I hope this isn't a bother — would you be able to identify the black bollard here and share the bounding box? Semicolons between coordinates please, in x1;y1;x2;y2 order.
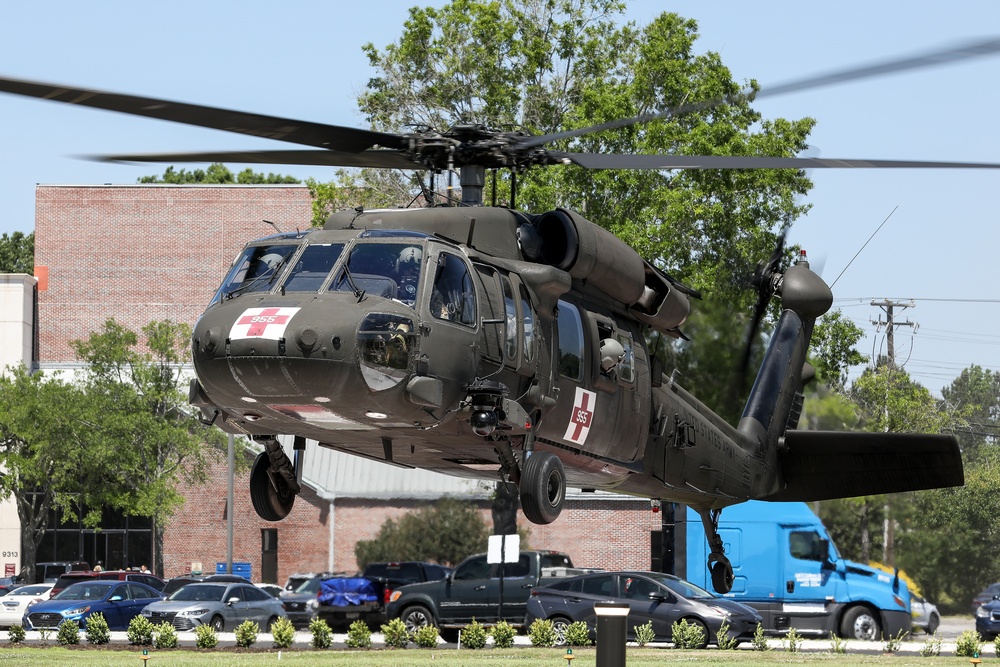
595;601;630;667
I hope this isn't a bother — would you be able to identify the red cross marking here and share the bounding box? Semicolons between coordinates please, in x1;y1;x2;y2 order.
570;391;593;440
238;308;291;337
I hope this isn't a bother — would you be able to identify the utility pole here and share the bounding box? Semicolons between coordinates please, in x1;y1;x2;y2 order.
869;299;918;567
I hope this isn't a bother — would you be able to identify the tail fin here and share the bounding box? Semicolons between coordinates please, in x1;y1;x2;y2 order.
765;430;964;501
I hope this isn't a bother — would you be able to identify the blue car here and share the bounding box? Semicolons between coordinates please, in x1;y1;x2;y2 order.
975;596;1000;641
23;580;163;630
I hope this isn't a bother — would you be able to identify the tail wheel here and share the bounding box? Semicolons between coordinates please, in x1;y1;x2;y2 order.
250;451;295;521
519;451;566;525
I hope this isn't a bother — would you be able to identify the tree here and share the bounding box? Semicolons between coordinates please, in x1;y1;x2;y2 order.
138;163;300;184
354;498;490;567
0;231;34;274
941;364;1000;464
70;319;227;576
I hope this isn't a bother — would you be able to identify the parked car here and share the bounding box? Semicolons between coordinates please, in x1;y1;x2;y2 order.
256;583;284;598
973;583;1000;613
283;572;319;593
23;580;163;630
976;596;1000;640
910;595;940;634
33;562;89;584
525;571;762;647
51;569;164;597
141;581;287;632
281;573;335;628
0;583;53;628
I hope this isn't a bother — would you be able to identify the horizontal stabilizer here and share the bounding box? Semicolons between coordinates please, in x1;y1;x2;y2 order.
765;430;964;502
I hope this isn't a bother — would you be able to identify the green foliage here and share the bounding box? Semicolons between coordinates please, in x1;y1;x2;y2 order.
670;619;706;649
380;617;411;649
85;612;111;645
943;364;1000;464
0;231;34;274
716;620;739;650
564;621;592;647
460;618;488;649
633;620;655;646
308;617;332;649
234;619;259;648
829;631;847;654
138;163;300;185
306;171;415;226
809;310;867;391
7;624;25;643
354;496;489;567
412;624;440;648
56;619;79;645
955;630;983;657
751;623;769;651
993;634;1000;657
528;618;556;647
346;619;372;648
783;627;801;653
153;621;178;649
490;620;516;649
194;623;218;649
882;629;904;654
919;634;941;657
270;616;296;649
127;615;155;646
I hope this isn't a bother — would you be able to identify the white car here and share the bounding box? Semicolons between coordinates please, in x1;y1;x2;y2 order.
0;583;54;628
911;594;941;634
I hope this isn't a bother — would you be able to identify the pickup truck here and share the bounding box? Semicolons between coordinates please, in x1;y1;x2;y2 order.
315;561;451;629
385;550;589;642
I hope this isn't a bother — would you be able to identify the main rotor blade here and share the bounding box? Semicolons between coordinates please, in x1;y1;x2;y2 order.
92;149;425;170
565;153;1000;171
518;36;1000;150
0;75;407;153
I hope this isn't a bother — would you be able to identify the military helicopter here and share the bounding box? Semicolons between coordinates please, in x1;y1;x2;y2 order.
1;39;995;593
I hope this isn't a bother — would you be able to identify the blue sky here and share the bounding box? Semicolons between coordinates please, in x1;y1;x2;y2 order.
2;1;999;394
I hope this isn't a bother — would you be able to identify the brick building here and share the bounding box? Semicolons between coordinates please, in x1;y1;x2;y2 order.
30;184;667;583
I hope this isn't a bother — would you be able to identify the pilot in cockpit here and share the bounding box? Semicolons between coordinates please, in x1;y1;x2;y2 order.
395;246;423;305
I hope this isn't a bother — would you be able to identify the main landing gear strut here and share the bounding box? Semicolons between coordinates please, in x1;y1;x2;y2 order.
697;508;735;594
250;436;304;521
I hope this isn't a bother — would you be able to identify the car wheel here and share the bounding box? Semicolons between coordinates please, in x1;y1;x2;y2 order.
840;606;880;640
400;605;434;634
687;618;710;649
210;615;225;632
550;616;572;646
926;613;939;635
266;616;278;632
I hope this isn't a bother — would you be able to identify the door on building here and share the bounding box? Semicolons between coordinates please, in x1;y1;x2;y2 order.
261;529;278;584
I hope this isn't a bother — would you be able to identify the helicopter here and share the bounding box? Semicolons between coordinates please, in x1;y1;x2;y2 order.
2;39;996;594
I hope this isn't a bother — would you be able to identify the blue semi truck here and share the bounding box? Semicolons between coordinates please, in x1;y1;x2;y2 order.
672;501;911;640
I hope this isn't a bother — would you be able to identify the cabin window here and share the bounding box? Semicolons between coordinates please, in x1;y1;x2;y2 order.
432;253;477;325
556;300;584;381
789;530;826;562
519;284;535;362
616;332;635;384
282;243;345;292
501;275;518;360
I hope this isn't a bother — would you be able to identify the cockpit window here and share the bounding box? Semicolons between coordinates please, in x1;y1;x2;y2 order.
282;243;344;292
212;244;298;304
332;242;423;305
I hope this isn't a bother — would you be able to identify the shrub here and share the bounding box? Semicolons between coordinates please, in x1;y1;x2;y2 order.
56;619;79;645
271;616;295;649
309;617;332;649
195;623;218;649
919;634;941;657
671;619;706;649
7;624;25;644
830;631;847;654
345;619;371;648
633;620;655;646
783;627;801;653
751;623;769;651
716;620;739;650
460;619;487;649
412;624;440;648
127;615;155;646
234;619;259;648
154;621;178;649
85;612;110;645
529;618;556;647
491;620;516;649
993;634;1000;657
883;629;904;654
381;618;410;649
955;630;983;657
564;621;591;647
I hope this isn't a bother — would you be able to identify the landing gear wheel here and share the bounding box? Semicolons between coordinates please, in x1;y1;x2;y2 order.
519;451;566;525
840;606;880;640
250;451;295;521
709;558;734;594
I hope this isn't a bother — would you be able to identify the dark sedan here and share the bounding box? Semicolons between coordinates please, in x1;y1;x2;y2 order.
525;571;761;647
975;596;1000;640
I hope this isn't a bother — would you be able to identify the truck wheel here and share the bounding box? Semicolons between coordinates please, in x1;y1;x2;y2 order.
400;605;434;634
840;606;880;640
550;616;572;646
250;452;295;521
519;451;566;525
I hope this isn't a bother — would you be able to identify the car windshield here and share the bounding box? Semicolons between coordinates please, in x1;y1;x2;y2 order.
54;583;111;600
644;574;715;599
15;585;50;596
167;584;227;602
295;578;322;595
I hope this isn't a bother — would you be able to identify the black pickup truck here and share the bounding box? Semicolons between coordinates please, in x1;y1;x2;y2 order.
385;550;591;642
315;561;451;628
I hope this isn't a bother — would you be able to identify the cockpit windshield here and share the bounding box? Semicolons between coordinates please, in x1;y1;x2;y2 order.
212;243;298;304
332;242;424;307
